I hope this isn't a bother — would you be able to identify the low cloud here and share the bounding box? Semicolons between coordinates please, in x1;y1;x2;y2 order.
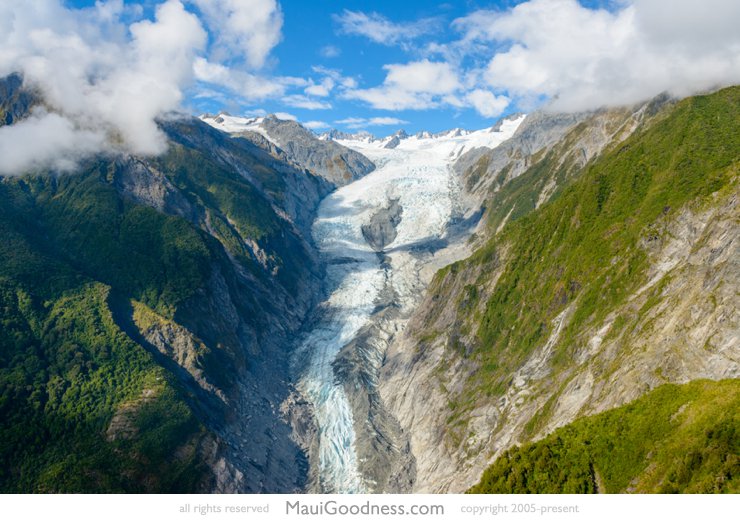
0;0;206;175
0;109;106;175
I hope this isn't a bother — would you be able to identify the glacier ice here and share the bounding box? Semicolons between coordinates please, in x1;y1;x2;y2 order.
295;115;525;493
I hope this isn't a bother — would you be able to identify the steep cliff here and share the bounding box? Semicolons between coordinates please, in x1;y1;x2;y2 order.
380;87;739;492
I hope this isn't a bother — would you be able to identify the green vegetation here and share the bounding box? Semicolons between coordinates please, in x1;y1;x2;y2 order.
0;107;321;490
24;168;213;318
0;165;221;491
0;281;207;492
154;138;309;295
443;86;739;403
469;379;739;493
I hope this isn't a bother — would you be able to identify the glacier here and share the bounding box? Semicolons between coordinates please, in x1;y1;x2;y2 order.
295;116;525;492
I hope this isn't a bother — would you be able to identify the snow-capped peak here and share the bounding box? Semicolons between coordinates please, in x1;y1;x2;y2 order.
333;114;526;159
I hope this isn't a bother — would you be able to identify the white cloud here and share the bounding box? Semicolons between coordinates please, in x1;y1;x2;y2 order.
320;45;341;58
0;0;206;174
303;120;329;130
0;109;106;175
333;10;439;47
192;0;283;69
273;112;297;121
193;57;286;100
335;117;366;126
345;60;461;111
465;89;510;118
335;116;409;129
384;60;460;94
367;117;410;126
311;66;358;90
304;77;335;97
282;94;332;110
455;0;740;111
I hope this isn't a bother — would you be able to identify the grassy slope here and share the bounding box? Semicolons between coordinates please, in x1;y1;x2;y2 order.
417;87;740;491
469;379;739;493
435;86;738;405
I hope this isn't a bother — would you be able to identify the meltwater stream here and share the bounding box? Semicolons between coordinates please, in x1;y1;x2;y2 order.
295;117;525;493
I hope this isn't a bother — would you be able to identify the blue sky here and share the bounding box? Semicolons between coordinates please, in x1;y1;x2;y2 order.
61;0;541;133
9;0;739;147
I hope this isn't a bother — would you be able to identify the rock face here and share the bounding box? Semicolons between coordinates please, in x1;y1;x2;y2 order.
112;118;331;492
378;88;740;493
382;195;739;493
383;135;401;149
202;114;376;187
0;73;38;126
361;199;403;251
259;116;376;185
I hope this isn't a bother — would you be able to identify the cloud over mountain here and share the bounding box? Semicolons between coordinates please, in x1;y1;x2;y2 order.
455;0;740;111
0;0;206;174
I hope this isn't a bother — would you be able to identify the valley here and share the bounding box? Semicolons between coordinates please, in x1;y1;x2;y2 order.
292;118;525;492
1;77;738;494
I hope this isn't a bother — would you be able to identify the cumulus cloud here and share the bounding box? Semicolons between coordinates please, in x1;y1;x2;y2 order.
465;90;510;118
304;77;336;97
455;0;740;111
0;0;323;175
345;60;461;110
0;0;206;175
344;59;513;117
333;10;439;47
192;0;283;69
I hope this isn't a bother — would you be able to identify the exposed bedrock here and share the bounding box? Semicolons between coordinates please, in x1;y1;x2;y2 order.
361;199;403;252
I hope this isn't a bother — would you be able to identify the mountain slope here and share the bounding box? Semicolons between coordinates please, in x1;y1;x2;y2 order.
200;113;375;188
380;86;739;492
0;74;363;492
469;379;739;493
